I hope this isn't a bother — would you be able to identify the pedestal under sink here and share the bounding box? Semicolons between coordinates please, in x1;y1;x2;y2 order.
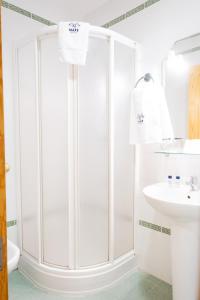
143;182;200;300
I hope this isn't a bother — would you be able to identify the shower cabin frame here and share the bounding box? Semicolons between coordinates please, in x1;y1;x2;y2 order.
14;25;139;294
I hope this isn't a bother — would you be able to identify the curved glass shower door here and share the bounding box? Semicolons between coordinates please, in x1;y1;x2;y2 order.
78;37;109;267
16;27;136;276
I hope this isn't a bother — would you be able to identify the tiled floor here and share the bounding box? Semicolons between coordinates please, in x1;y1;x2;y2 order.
9;270;172;300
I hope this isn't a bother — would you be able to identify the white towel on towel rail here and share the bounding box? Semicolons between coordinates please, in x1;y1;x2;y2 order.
129;82;174;144
58;22;90;65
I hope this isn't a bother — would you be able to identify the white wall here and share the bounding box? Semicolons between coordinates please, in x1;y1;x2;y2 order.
7;0;111;23
2;7;45;244
86;0;200;284
84;0;144;27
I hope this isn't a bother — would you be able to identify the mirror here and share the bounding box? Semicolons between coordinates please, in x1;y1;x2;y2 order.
164;33;200;140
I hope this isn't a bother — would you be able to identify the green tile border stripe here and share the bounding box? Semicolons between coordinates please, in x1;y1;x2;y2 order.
7;220;17;228
139;220;171;235
162;226;171;235
2;0;160;29
103;0;160;28
2;1;56;26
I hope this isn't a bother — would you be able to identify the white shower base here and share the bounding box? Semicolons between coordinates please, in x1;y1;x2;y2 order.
18;251;137;295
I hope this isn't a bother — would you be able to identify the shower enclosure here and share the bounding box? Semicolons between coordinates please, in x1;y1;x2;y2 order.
15;25;137;294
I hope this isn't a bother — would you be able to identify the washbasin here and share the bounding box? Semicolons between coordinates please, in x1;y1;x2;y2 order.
143;182;200;221
143;181;200;300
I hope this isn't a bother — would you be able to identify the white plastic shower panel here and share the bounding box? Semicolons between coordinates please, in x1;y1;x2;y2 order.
16;29;136;272
78;37;109;267
39;35;69;267
114;42;134;258
17;40;39;260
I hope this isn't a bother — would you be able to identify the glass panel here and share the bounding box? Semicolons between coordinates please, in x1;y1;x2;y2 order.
18;40;39;259
113;42;135;258
40;35;69;267
78;37;109;267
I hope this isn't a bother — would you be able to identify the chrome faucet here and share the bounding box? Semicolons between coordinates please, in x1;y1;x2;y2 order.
186;176;199;191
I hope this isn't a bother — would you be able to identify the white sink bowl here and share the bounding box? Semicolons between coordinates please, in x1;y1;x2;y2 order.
7;240;20;274
143;182;200;221
143;182;200;300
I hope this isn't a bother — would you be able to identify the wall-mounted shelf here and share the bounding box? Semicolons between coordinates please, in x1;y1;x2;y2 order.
155;151;200;156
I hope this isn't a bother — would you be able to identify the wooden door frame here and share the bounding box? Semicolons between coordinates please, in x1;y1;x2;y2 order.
0;3;8;300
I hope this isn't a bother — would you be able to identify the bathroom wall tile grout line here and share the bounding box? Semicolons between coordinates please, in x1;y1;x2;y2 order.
2;0;161;28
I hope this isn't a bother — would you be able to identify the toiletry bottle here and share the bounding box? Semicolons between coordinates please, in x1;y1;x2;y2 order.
168;175;173;185
175;176;181;187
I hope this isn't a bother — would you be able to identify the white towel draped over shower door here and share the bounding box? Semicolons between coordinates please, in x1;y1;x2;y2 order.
58;21;90;65
129;82;174;144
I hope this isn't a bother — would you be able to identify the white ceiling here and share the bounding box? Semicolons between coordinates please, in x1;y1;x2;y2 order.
8;0;111;22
